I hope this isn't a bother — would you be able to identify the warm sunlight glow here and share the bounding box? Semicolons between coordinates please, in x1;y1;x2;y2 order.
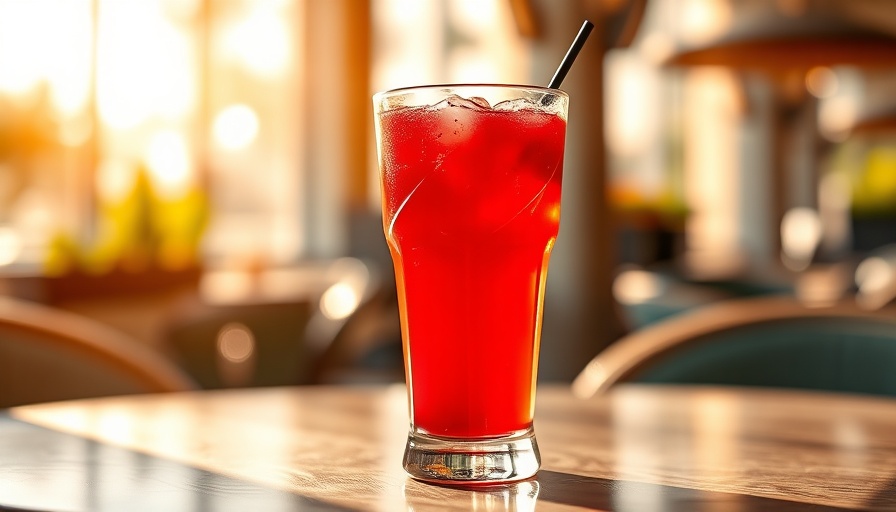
639;32;675;64
0;227;23;266
0;1;45;94
96;1;158;129
387;0;428;26
606;52;660;158
47;0;93;115
97;0;196;129
224;5;291;78
0;0;91;110
679;0;733;45
96;159;138;203
684;68;742;264
450;0;498;29
213;104;260;151
448;48;499;83
144;130;193;200
97;409;135;445
59;116;94;148
160;0;201;20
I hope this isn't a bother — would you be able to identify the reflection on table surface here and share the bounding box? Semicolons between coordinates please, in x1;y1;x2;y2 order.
3;384;896;511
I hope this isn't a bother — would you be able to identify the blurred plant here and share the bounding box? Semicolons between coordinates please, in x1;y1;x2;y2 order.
45;163;208;276
852;144;896;217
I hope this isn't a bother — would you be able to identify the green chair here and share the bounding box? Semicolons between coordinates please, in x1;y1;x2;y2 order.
573;296;896;398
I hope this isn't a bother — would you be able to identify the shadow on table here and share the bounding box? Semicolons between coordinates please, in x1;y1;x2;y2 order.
536;470;859;512
867;478;896;511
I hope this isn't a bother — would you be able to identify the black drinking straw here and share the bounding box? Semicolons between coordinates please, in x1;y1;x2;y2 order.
547;20;594;89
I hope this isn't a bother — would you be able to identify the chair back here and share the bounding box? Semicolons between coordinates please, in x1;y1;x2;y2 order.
0;297;196;407
573;296;896;398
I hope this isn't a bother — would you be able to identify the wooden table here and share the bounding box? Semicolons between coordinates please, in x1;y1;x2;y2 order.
2;384;896;511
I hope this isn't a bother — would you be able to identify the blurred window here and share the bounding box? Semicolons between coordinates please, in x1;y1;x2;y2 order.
0;0;304;274
0;0;530;276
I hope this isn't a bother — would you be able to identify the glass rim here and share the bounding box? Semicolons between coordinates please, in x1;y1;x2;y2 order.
373;83;568;101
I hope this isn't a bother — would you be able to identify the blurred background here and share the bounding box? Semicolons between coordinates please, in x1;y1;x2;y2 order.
0;0;895;391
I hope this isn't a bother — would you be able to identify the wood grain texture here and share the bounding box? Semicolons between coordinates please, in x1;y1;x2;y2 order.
8;384;896;511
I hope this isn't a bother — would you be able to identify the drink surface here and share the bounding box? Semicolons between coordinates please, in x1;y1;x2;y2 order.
378;96;566;438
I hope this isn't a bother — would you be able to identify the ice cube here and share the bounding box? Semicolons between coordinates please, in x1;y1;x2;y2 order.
431;94;491;111
427;97;483;147
492;97;539;112
468;96;491;109
493;96;566;117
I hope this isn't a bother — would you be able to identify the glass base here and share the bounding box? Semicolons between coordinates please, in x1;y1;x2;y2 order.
402;427;540;484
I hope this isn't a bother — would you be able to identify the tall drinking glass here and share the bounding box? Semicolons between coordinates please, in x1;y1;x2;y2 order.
373;85;568;484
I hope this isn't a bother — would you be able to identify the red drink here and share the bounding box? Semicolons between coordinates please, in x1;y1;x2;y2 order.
377;95;567;439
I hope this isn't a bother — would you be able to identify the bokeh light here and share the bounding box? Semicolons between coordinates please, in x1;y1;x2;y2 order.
781;207;822;271
213;104;260;151
805;66;839;99
678;0;733;46
613;268;662;304
320;282;361;321
0;227;23;266
97;0;195;129
96;159;138;203
223;5;291;78
144;130;193;200
217;323;256;363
